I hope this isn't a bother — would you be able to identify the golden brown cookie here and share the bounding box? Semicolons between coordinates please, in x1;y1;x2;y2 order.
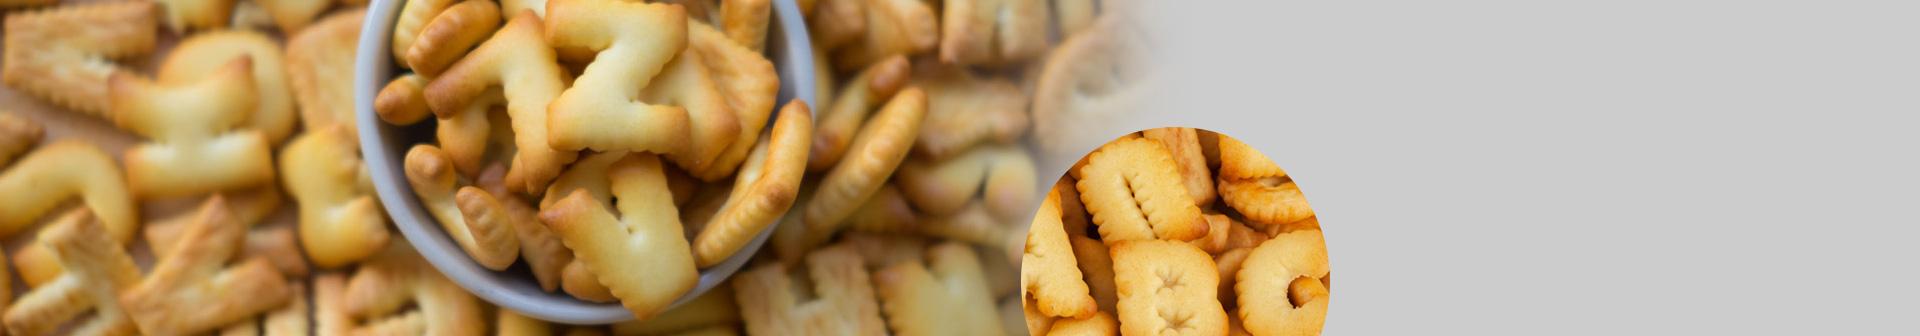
1217;177;1315;228
873;243;1005;336
496;308;552;335
262;280;310;336
839;232;927;269
543;0;693;155
1143;127;1216;207
425;11;578;193
252;0;331;32
685;21;781;181
562;260;615;303
155;0;238;32
810;55;910;171
841;183;918;234
110;56;277;198
283;126;392;268
1022;189;1098;319
911;66;1030;161
1075;137;1208;242
1;211;142;336
405;0;503;77
476;163;572;292
1069;236;1117;313
1215;135;1286;180
1047;310;1118;336
539;154;698;319
733;244;888;335
0;141;136;245
800;86;926;242
826;0;937;71
288;9;368;133
392;0;457;62
938;0;1048;65
717;0;770;52
691;101;812;267
1;1;157;116
610;286;740;335
341;244;487;335
162;30;298;145
895;143;1036;218
404;144;521;270
120;197;294;335
312;273;353;335
0;113;42;166
640;30;739;175
916;200;1013;247
1214;247;1252;309
1236;230;1330;336
1110;240;1227;336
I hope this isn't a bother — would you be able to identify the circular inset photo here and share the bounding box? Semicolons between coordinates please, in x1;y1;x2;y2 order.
1020;127;1329;335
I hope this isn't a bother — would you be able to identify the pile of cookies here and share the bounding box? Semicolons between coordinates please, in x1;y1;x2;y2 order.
1021;128;1330;336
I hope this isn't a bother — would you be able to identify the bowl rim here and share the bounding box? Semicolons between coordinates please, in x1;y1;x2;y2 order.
354;0;816;324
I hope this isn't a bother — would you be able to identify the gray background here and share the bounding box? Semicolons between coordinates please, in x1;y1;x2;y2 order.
1036;0;1919;334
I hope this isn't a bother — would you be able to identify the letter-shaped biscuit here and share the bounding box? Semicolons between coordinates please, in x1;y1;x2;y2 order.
1048;311;1118;336
120;197;293;335
827;0;937;71
1075;137;1208;242
342;244;487;336
253;0;330;32
1069;236;1118;313
162;30;297;145
476;163;572;292
810;55;910;171
283;126;392;268
109;57;277;198
540;154;698;320
684;21;780;180
1;1;157;117
1;211;142;335
1022;190;1097;319
426;12;576;193
405;0;502;77
1111;240;1227;336
392;0;458;63
1143;127;1215;207
939;0;1048;66
873;243;1006;336
610;284;741;335
288;9;368;133
800;86;926;240
404;144;521;270
542;0;692;154
691;101;812;267
1236;230;1330;336
911;66;1030;161
375;74;433;125
718;0;770;52
733;244;887;336
640;30;738;174
895;143;1036;219
155;0;237;32
0;142;138;288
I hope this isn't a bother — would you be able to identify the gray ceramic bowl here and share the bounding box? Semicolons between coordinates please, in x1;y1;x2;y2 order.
354;0;816;324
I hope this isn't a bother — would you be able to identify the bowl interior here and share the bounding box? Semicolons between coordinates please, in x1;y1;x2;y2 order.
354;0;816;324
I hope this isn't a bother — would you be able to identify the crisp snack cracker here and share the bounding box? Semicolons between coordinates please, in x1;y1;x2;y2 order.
1047;311;1118;336
895;143;1036;219
539;154;698;319
406;0;502;77
911;66;1030;161
692;101;812;267
917;200;1012;247
288;9;368;133
155;0;237;32
611;286;740;335
1218;177;1315;227
799;86;926;240
1143;127;1216;207
1069;236;1117;313
391;0;457;62
543;0;693;154
938;0;1048;65
1215;135;1287;180
718;0;770;52
685;21;781;181
809;55;910;171
342;244;487;335
375;73;432;126
162;30;297;145
733;244;888;335
1075;137;1208;242
563;260;616;303
120;197;293;335
283;125;392;268
425;11;577;192
842;184;918;234
477;163;572;292
1110;240;1227;336
0;142;137;287
639;29;738;174
1214;247;1252;309
1;211;142;335
404;144;522;269
1;1;157;116
874;243;1005;336
1236;230;1331;336
110;56;277;198
827;0;937;71
840;232;927;270
253;0;330;32
1022;189;1098;318
0;113;41;166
